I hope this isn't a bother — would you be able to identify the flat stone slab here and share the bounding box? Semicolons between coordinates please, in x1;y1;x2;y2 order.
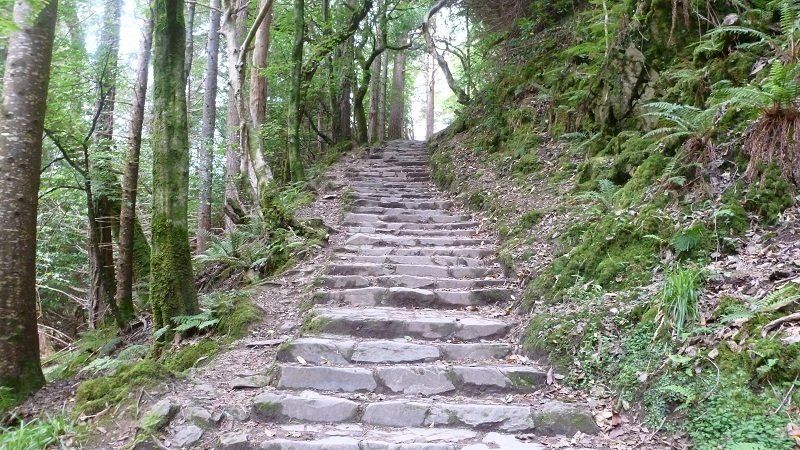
314;287;511;308
277;366;377;392
218;432;251;450
252;391;359;423
171;425;203;448
307;307;511;341
319;275;507;291
344;234;485;247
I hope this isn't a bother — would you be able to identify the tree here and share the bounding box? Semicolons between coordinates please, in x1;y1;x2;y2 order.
388;30;408;139
150;0;199;336
287;0;306;181
197;0;222;252
423;0;469;105
0;0;58;397
117;6;155;318
426;47;435;139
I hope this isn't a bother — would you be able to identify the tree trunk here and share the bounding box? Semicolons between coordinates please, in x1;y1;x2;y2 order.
426;51;435;139
184;1;195;100
249;0;272;128
223;0;246;231
387;31;408;140
378;50;388;141
423;0;469;105
151;0;199;336
117;8;154;316
286;0;305;181
338;33;353;142
367;1;383;143
90;0;124;327
197;0;222;252
0;0;57;397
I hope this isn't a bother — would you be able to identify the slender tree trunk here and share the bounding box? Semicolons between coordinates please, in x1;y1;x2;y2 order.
249;0;272;127
90;0;125;327
117;8;154;316
184;2;195;101
197;0;222;252
426;50;435;139
223;0;246;230
338;32;353;142
387;31;408;140
323;0;341;144
0;0;57;397
151;0;198;336
286;0;305;181
367;0;383;143
377;50;388;141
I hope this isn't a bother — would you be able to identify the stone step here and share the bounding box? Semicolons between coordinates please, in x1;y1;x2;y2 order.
334;246;495;258
277;337;512;365
344;213;473;225
350;182;432;188
305;307;511;341
351;199;453;210
325;263;498;279
339;221;481;230
344;227;477;237
344;234;486;248
350;207;457;215
318;275;507;290
313;287;512;308
333;254;485;267
252;392;598;435
353;193;438;200
259;435;544;450
275;364;546;395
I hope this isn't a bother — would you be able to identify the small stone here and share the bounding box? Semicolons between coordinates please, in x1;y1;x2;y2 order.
172;425;203;448
183;406;215;428
218;432;250;450
140;399;179;431
230;374;271;389
362;401;428;427
223;404;250;422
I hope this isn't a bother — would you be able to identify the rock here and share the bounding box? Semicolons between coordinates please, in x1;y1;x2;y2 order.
223;404;250;422
351;340;440;364
252;391;359;423
376;367;455;395
426;404;536;432
362;401;428;427
171;425;203;448
231;374;271;389
533;401;600;435
278;366;377;392
183;405;216;428
260;437;360;450
245;339;285;347
218;432;250;450
140;399;179;431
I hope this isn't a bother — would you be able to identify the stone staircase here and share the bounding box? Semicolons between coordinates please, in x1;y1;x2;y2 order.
246;141;599;449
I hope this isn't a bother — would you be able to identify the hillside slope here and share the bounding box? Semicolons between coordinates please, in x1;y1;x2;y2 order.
431;0;800;448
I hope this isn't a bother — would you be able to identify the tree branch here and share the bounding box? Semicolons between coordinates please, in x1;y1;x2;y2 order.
423;0;470;105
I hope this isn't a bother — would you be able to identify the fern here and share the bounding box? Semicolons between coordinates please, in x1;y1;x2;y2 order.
659;383;696;410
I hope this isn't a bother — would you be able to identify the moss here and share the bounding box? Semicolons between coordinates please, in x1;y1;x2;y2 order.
75;361;168;414
299;314;329;335
466;190;490;211
161;340;219;373
216;294;261;340
743;164;795;225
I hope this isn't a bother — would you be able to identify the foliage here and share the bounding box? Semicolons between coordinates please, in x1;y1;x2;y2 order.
656;267;703;338
0;417;73;450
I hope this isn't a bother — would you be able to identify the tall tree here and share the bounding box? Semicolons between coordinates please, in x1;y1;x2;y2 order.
197;0;222;252
151;0;199;336
377;47;388;141
223;0;246;230
89;0;125;326
426;49;435;139
367;0;384;142
117;7;154;316
423;0;469;105
286;0;305;181
387;31;408;139
0;0;58;397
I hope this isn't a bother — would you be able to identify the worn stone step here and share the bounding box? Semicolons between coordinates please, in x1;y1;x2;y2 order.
339;221;481;230
350;181;432;188
344;214;474;225
257;426;498;450
318;275;507;290
276;337;512;365
333;254;485;267
344;234;485;248
351;199;452;210
306;307;511;341
252;392;598;435
334;246;495;258
275;365;546;395
313;287;512;308
259;433;545;450
344;227;477;237
325;263;498;279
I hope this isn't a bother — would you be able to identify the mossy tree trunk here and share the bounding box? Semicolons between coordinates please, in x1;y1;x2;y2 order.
0;0;58;398
150;0;199;336
387;31;408;140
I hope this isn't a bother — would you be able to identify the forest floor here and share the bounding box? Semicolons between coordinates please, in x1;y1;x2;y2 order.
16;142;694;449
